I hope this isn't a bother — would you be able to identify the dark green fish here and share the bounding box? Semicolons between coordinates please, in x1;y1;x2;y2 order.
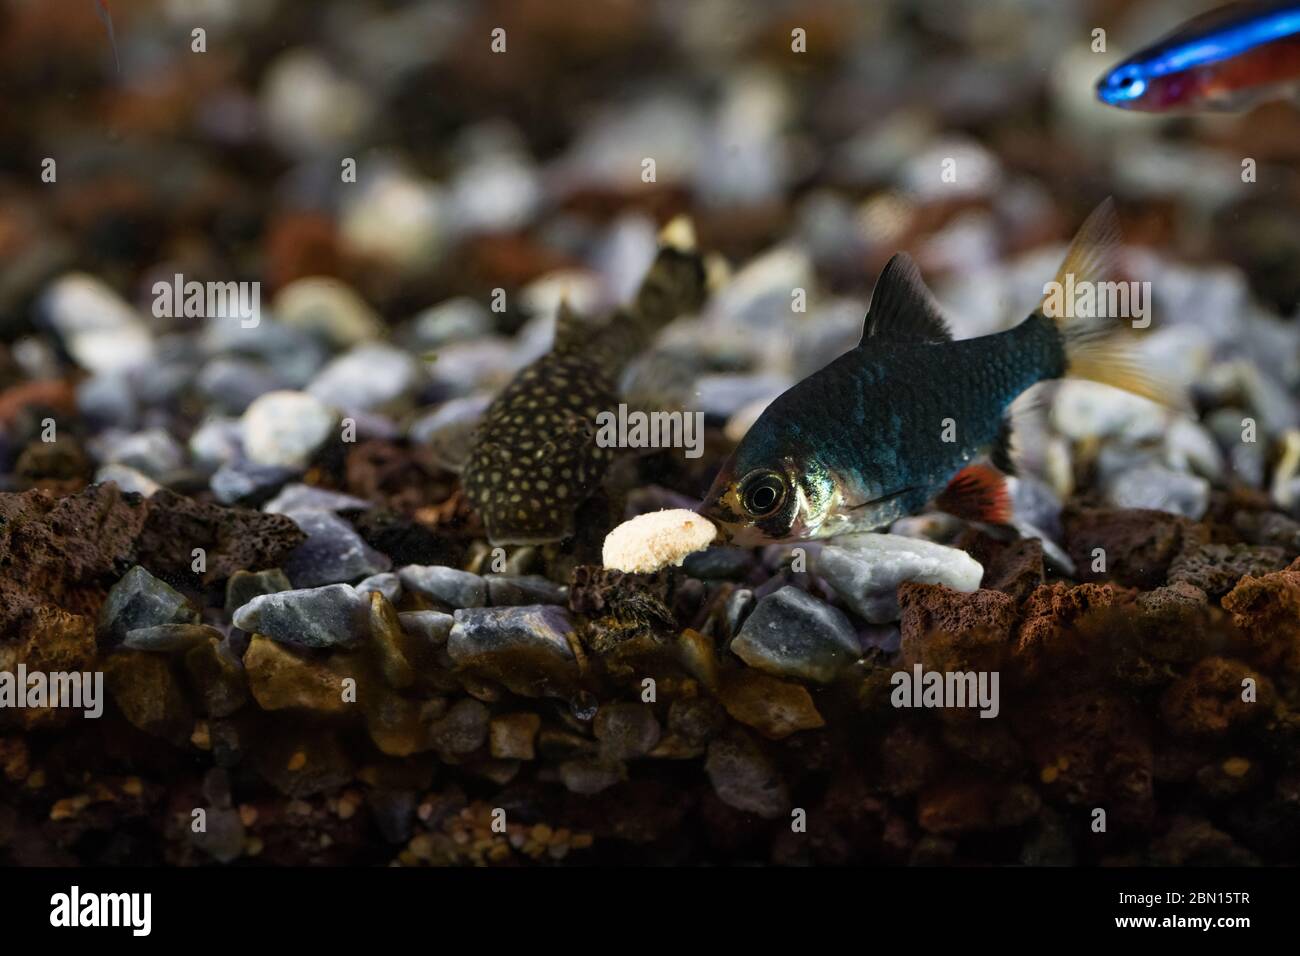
463;223;707;545
699;199;1169;546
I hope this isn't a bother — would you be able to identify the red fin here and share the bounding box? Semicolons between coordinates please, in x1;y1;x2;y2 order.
935;464;1012;524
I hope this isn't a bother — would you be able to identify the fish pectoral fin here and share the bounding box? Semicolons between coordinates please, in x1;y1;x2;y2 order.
934;464;1012;525
844;486;918;512
859;253;953;345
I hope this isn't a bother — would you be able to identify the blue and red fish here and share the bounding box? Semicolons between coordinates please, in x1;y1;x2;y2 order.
698;200;1171;546
1097;1;1300;111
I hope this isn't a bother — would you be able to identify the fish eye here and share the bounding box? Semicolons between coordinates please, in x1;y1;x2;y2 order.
740;471;786;517
1103;67;1146;101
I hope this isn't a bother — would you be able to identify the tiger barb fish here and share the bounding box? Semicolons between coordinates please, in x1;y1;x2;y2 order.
1097;1;1300;111
699;199;1171;546
462;221;707;545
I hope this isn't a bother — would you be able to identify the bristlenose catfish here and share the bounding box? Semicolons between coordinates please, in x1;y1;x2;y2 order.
463;220;707;545
698;199;1171;545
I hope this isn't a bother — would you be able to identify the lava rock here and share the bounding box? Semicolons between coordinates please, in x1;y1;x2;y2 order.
1162;657;1272;737
1168;541;1288;599
898;583;1018;674
138;488;306;585
0;483;147;634
1063;507;1194;589
1014;582;1136;679
1221;561;1300;669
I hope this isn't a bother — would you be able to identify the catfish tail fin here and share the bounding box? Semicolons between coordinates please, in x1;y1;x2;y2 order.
584;215;708;366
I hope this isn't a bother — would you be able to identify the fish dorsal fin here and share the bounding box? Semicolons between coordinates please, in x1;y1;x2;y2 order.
553;296;589;352
860;253;952;345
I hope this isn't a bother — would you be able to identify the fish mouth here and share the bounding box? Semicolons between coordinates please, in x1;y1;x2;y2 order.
695;501;738;545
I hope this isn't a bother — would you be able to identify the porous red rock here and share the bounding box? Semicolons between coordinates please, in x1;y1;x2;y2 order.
1024;690;1155;827
1013;582;1136;680
1124;582;1216;680
1220;560;1300;672
1160;657;1271;737
898;583;1018;674
1063;506;1195;589
0;482;147;637
1168;540;1289;599
957;530;1045;601
135;488;306;585
917;778;1041;835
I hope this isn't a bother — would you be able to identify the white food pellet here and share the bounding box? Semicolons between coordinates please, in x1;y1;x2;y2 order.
602;509;718;573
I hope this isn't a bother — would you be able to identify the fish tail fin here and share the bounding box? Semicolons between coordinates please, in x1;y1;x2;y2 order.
585;216;708;364
632;215;708;328
1038;198;1180;407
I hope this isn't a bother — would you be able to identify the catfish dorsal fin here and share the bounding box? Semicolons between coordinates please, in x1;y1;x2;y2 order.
860;253;952;345
553;296;589;351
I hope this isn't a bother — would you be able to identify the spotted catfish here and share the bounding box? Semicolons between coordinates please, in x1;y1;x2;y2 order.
463;222;707;545
699;199;1172;546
